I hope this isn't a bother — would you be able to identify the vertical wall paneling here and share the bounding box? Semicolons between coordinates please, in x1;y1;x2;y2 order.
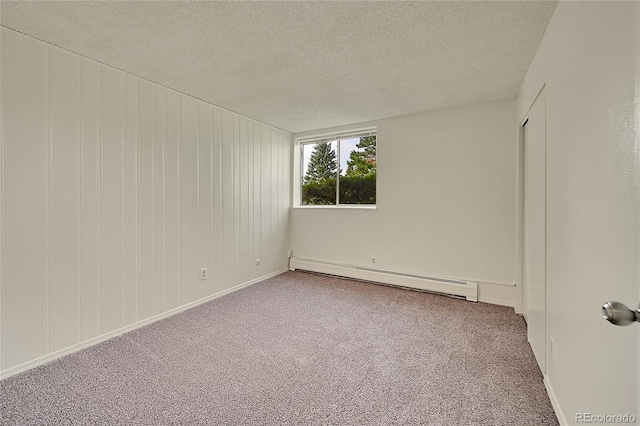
123;74;137;326
270;131;282;268
261;127;271;273
1;30;48;369
164;90;180;310
251;123;262;262
284;131;291;252
49;47;80;351
199;104;214;297
247;123;254;281
100;65;125;334
282;132;288;261
45;45;50;355
233;117;240;285
271;131;283;262
285;133;291;254
276;131;282;267
137;79;155;320
1;22;3;369
282;133;288;264
97;63;103;337
239;119;249;283
273;132;279;267
212;107;223;294
211;106;223;291
179;95;199;304
153;86;166;314
221;111;234;289
281;132;287;262
0;28;292;375
271;130;278;270
276;132;282;267
273;131;279;270
121;74;127;329
76;58;83;341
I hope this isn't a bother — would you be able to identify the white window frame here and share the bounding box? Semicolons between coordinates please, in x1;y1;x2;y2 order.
293;127;377;209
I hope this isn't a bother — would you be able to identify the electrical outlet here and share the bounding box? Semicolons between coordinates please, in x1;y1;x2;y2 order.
255;258;261;265
200;268;207;281
371;257;376;264
549;336;555;361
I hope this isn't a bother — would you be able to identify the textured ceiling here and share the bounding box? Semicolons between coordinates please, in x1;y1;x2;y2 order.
1;1;556;133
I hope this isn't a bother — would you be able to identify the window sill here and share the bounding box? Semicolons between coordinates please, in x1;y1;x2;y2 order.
292;205;377;210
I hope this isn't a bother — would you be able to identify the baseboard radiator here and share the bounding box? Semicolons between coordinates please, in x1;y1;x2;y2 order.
290;257;478;302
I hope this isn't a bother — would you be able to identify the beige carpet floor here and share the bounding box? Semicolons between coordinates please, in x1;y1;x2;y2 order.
0;271;558;425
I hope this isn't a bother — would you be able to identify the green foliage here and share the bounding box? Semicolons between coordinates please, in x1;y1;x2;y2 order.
345;136;377;178
339;173;376;204
302;174;376;205
301;178;337;205
301;136;377;205
304;142;337;184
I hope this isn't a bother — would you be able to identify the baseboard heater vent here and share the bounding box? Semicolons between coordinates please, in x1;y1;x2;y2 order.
290;257;478;302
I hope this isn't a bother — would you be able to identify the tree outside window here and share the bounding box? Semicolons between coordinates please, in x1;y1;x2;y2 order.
301;134;376;206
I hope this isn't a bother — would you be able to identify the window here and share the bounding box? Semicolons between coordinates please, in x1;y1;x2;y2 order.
299;129;376;206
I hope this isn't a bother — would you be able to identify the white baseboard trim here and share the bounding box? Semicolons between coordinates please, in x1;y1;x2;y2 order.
0;269;288;381
291;257;478;302
544;375;568;426
477;295;514;308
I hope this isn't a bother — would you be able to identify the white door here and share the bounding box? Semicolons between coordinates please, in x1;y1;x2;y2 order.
523;89;546;374
536;2;639;420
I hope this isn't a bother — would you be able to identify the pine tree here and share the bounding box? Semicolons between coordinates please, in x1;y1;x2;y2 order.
345;136;376;177
304;142;338;184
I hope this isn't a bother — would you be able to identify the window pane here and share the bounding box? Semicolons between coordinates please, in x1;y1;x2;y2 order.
301;141;337;205
338;136;376;204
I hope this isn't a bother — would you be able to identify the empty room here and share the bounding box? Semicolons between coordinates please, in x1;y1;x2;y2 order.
1;1;638;425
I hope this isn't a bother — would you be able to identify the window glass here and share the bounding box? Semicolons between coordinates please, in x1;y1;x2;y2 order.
301;141;338;205
299;132;376;206
339;136;376;205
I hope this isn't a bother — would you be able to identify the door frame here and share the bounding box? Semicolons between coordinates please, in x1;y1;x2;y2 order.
516;84;546;314
516;84;547;371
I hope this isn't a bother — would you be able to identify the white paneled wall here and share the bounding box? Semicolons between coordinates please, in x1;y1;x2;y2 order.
0;28;291;374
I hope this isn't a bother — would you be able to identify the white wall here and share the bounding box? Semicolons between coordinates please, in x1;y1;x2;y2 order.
0;27;291;375
517;2;639;423
291;100;517;306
